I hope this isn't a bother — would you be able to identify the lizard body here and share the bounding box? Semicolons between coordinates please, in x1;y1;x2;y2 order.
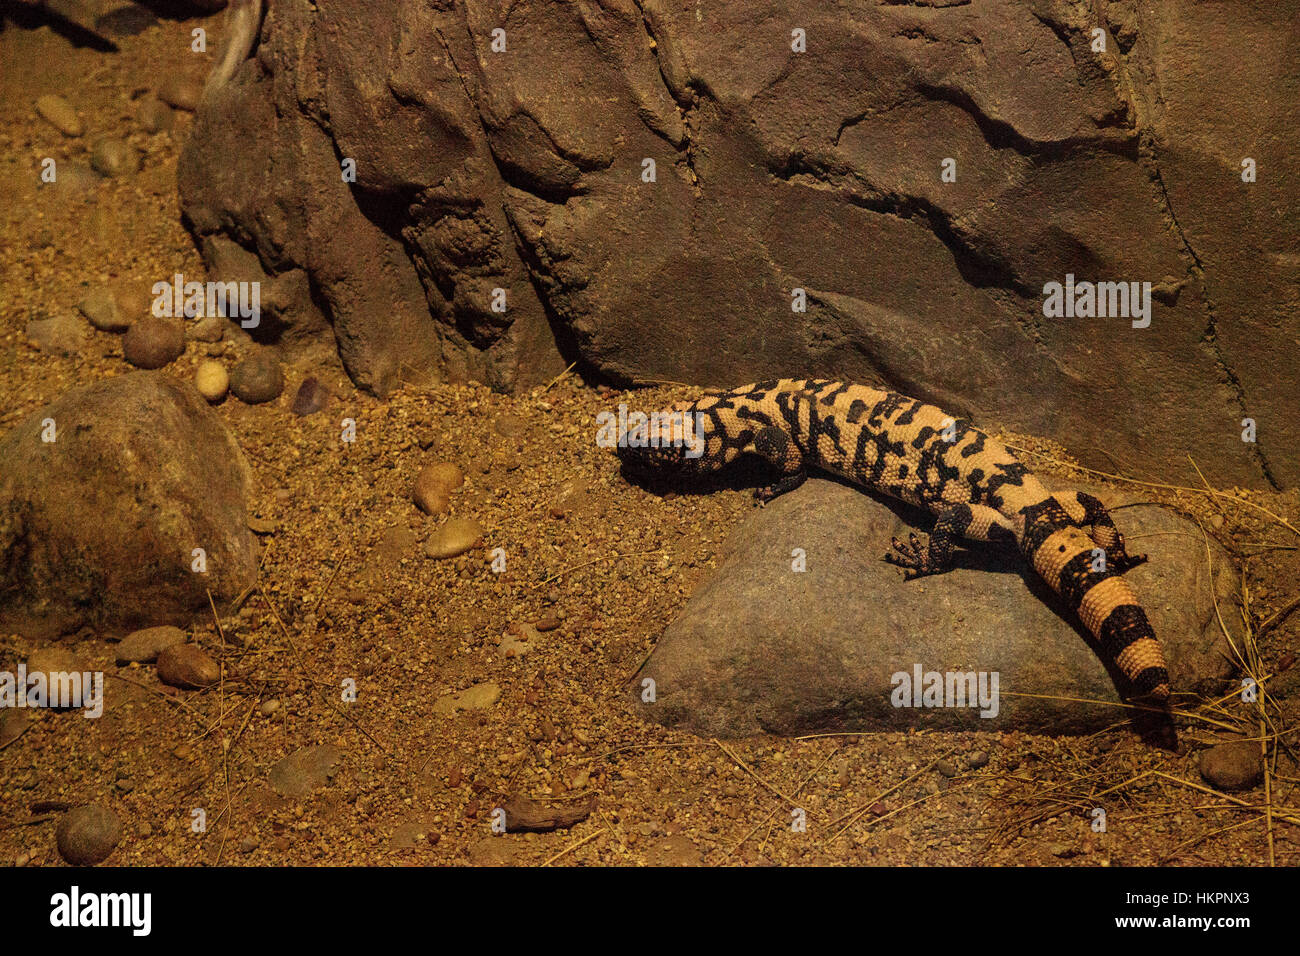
616;378;1172;705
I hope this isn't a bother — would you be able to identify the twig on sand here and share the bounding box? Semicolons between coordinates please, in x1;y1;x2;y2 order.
821;752;956;846
1258;594;1300;637
713;739;805;813
532;547;665;589
542;361;578;394
726;747;840;860
258;584;389;754
540;828;604;866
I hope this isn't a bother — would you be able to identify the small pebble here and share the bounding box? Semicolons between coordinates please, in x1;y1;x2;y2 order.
26;311;85;356
123;316;184;368
90;137;139;178
156;644;220;689
424;517;483;559
259;699;282;717
137;97;174;133
158;76;202;112
291;376;327;416
48;161;100;195
413;462;464;515
26;646;87;684
195;360;229;402
114;282;150;325
187;316;225;342
1199;740;1264;791
966;750;989;770
56;805;123;865
36;94;82;136
116;625;186;665
229;350;284;404
78;286;130;333
247;515;278;534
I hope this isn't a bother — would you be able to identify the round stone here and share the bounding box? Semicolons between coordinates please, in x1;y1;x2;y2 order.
195;361;229;403
78;286;129;332
424;517;484;559
229;351;284;404
156;644;219;689
137;97;174;133
158;77;202;112
113;282;150;324
36;94;82;137
56;805;123;865
413;462;464;515
122;316;184;368
90;138;139;178
1199;740;1264;791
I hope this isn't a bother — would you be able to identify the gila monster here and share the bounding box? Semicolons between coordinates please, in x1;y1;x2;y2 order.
616;378;1172;706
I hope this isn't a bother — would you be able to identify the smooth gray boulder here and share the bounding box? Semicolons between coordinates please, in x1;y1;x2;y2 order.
634;479;1237;737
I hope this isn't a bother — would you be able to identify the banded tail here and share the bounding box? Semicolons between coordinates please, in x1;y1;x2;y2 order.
1023;509;1171;701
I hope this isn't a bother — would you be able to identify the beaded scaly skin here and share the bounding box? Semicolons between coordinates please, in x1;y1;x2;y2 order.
616;379;1172;704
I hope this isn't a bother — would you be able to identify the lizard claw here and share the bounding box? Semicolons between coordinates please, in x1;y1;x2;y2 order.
1107;533;1148;572
884;534;930;580
1111;551;1148;572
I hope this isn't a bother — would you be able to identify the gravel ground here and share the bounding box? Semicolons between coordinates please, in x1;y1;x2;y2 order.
2;13;1299;867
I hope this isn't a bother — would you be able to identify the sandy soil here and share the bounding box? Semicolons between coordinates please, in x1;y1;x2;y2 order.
2;12;1299;867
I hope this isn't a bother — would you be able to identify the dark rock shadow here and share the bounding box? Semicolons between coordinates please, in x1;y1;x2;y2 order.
0;0;119;50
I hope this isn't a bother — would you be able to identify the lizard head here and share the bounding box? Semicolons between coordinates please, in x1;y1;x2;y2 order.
614;405;709;477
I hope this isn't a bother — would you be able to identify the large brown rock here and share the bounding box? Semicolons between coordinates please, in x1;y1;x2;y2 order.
0;373;259;639
633;479;1238;738
179;0;1299;487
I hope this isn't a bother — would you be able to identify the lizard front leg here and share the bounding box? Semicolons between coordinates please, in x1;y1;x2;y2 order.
884;503;1015;580
750;425;807;504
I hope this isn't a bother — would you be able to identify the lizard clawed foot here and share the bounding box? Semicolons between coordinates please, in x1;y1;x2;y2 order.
883;532;938;580
1109;549;1149;573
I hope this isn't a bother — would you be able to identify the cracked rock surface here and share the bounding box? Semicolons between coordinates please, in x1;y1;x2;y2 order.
180;0;1298;487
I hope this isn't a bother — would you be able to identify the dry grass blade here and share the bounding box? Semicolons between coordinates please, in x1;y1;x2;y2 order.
258;584;389;754
540;828;604;866
821;752;955;846
725;746;840;860
713;739;807;813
